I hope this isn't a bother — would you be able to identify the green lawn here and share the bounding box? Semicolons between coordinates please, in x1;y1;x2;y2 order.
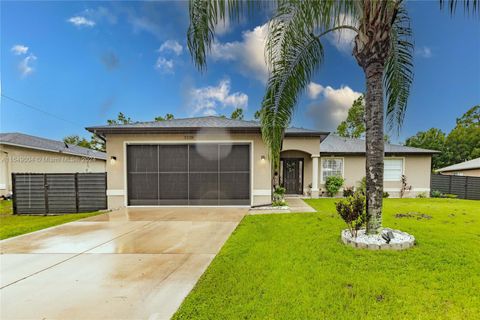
0;200;101;240
174;198;480;320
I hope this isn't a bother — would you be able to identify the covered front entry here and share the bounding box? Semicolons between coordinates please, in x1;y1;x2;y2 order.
281;158;304;194
127;143;250;206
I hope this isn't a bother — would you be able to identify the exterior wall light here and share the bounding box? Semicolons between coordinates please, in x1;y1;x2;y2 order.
110;156;117;164
261;155;266;161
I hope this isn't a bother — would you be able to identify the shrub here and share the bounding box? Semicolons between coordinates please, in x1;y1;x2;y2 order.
358;177;367;195
273;186;286;205
383;192;390;198
400;175;412;198
416;192;428;198
335;192;366;237
431;190;442;198
343;186;355;197
442;193;458;199
325;176;344;197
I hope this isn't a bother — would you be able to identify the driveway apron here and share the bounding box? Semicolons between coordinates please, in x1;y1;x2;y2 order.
0;207;247;320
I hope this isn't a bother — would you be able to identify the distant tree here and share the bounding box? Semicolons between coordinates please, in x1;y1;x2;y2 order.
456;105;479;127
444;105;480;165
230;108;244;120
254;110;261;120
384;134;391;144
107;112;132;125
63;134;105;152
63;135;92;149
155;113;175;121
90;134;106;152
336;96;365;139
405;128;448;169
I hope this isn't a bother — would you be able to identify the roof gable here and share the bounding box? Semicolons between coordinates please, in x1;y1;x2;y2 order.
320;135;439;155
437;157;480;172
0;132;107;160
87;116;328;137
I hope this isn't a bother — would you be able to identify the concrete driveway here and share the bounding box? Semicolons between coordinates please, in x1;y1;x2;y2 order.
0;207;247;320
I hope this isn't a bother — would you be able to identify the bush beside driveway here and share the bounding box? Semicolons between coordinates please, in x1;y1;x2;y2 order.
173;198;480;319
0;200;100;240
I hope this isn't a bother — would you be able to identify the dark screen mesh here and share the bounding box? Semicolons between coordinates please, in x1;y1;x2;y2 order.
159;145;188;172
127;145;158;172
189;144;218;172
220;145;250;172
127;143;250;206
128;173;158;205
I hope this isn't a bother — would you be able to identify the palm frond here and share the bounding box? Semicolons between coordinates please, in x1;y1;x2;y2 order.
187;0;268;71
383;4;414;133
440;0;479;15
261;30;324;169
266;0;358;68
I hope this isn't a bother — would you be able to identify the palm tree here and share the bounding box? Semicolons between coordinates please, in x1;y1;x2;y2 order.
187;0;478;234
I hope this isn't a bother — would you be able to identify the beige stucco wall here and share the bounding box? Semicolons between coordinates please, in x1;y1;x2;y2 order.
0;144;106;196
319;155;432;198
282;136;320;156
104;132;275;209
440;168;480;177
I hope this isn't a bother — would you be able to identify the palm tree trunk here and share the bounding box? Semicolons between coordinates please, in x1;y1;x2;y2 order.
364;62;385;234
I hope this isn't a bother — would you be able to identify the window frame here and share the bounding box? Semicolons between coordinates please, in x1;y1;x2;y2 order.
383;157;405;182
320;157;344;184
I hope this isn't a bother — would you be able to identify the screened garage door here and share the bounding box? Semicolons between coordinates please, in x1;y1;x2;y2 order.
127;144;250;206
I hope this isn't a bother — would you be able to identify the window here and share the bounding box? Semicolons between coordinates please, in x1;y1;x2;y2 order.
384;159;403;181
321;158;343;183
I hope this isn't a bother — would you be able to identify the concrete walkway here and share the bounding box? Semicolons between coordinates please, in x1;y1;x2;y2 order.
249;197;316;215
0;207;247;320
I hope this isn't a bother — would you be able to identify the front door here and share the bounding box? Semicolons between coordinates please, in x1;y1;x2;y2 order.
282;159;303;194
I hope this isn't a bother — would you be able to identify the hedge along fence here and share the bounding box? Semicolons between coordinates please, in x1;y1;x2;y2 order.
431;174;480;200
12;173;107;214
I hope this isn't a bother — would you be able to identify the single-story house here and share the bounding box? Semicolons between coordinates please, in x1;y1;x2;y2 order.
87;116;438;209
0;132;106;196
436;157;480;177
319;135;438;197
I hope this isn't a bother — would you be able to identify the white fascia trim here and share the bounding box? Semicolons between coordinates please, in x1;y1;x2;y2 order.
252;189;271;196
107;189;125;196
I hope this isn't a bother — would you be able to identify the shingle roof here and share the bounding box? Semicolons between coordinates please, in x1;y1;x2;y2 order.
0;133;107;160
320;135;439;155
87;116;328;137
436;157;480;172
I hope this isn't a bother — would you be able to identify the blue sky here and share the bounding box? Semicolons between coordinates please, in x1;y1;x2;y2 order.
1;1;479;143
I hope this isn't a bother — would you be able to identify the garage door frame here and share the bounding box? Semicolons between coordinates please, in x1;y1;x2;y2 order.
123;140;254;207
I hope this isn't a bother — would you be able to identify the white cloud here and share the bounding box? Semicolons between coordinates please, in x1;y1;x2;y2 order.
187;79;248;116
307;82;324;99
68;16;96;27
210;24;269;83
11;45;29;55
158;40;183;56
19;54;37;77
306;82;362;131
416;46;432;58
154;57;174;74
327;14;358;54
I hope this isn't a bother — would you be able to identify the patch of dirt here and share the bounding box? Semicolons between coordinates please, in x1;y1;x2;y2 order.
394;212;432;220
376;295;384;302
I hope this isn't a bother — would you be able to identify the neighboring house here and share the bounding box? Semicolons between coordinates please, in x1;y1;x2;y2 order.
436;157;480;177
319;135;438;198
87;116;438;209
0;133;106;196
